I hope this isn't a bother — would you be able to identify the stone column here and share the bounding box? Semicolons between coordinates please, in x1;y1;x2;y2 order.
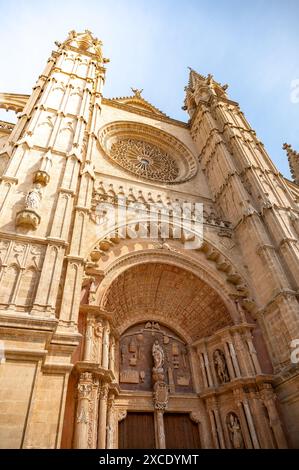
207;398;225;448
94;318;103;365
106;393;116;449
233;389;253;449
155;410;166;449
207;408;219;448
260;384;288;448
109;335;116;375
214;406;225;449
228;340;241;377
102;321;110;369
97;383;109;449
203;346;214;387
198;350;209;388
83;315;94;361
73;372;93;449
246;335;262;375
243;398;260;448
222;340;235;379
233;331;251;376
248;387;275;448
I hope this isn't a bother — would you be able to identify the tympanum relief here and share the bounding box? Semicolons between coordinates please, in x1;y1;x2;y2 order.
119;322;193;393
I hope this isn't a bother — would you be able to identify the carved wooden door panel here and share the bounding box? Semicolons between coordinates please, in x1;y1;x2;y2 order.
164;413;201;449
118;412;155;449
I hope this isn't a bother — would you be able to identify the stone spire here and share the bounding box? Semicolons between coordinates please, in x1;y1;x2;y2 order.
55;29;110;64
183;67;229;117
283;143;299;185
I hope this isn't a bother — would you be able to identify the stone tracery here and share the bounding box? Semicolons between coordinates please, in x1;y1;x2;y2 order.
110;138;179;182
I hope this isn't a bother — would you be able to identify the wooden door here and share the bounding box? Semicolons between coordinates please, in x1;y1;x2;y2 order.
164;413;201;449
119;412;155;449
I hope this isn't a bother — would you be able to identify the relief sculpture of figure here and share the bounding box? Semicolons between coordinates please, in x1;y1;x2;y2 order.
213;349;229;384
152;340;164;370
25;184;43;210
227;413;244;449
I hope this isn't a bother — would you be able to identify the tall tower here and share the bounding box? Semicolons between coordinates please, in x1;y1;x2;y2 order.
184;69;299;439
0;30;108;448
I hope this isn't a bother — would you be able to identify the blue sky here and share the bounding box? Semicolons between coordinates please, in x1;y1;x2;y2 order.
0;0;298;178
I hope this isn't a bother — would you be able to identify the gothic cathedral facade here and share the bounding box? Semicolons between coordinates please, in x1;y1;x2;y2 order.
0;30;299;449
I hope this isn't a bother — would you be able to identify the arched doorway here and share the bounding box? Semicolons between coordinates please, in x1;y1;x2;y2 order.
117;320;199;449
61;258;284;449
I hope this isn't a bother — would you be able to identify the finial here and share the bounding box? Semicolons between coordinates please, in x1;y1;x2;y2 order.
283;143;299;184
131;87;143;98
283;142;292;153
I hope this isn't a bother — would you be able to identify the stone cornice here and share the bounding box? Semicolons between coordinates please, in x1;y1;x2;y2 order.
199;373;274;399
0;231;68;247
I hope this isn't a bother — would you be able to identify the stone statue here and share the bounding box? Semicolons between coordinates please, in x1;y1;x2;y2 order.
213;349;229;384
227;413;244;449
152;340;164;370
25;184;42;210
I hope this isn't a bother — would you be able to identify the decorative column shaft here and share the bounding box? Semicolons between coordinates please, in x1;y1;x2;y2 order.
243;399;260;448
223;341;235;379
106;394;116;449
83;316;94;361
73;372;93;449
102;321;110;369
97;383;109;449
155;411;166;449
198;350;209;388
228;341;241;377
203;347;214;387
261;384;288;448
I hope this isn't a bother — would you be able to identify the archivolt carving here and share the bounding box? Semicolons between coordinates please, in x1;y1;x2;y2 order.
87;228;250;301
98;121;198;183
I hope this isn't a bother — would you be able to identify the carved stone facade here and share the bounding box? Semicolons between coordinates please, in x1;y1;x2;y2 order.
0;30;298;449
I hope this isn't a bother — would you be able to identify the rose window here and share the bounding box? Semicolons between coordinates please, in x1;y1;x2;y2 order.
110;139;179;183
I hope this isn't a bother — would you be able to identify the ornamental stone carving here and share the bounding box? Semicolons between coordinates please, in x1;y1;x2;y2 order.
98;121;198;184
110;138;179;183
227;412;244;449
16;183;43;230
25;184;43;210
213;349;230;384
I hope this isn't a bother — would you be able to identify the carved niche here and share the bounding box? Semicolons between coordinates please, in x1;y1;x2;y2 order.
119;321;193;393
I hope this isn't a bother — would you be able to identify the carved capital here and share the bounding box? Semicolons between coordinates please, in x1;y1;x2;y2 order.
190;412;201;424
99;383;109;400
117;409;127;422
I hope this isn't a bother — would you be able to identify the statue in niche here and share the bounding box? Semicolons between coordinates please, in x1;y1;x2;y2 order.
25;184;43;210
152;340;164;370
213;349;229;384
227;413;244;449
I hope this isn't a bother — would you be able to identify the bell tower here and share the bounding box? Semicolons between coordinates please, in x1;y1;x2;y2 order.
185;67;299;441
0;30;108;448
